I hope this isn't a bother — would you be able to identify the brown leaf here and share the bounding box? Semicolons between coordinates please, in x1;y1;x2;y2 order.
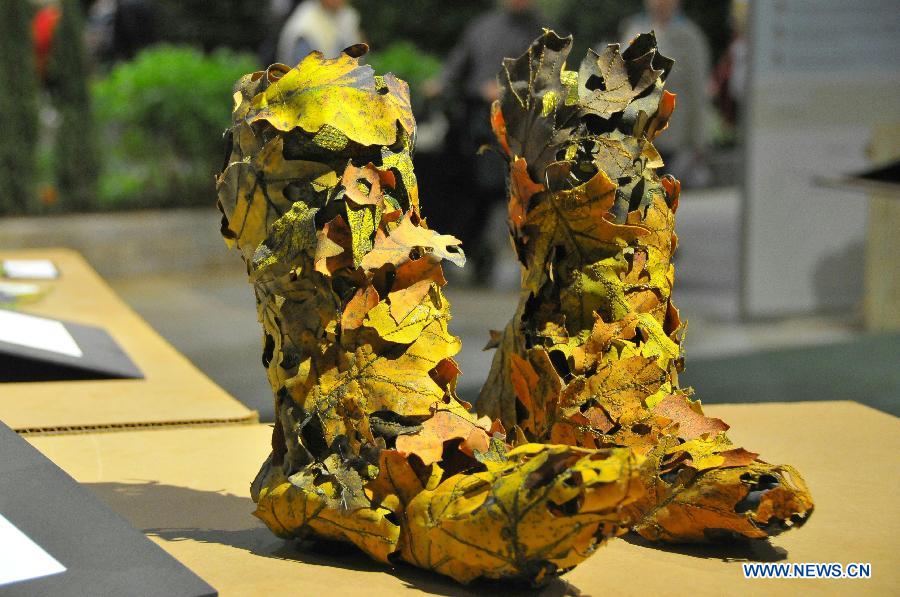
318;215;354;273
572;312;640;373
367;449;424;505
393;255;447;290
429;357;461;393
509;157;544;232
341;285;379;330
395;411;490;466
388;278;434;324
509;348;562;439
653;394;729;440
360;215;465;272
314;230;345;274
719;448;760;468
482;329;503;351
342;162;386;207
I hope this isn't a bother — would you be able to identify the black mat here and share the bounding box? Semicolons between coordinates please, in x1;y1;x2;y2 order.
0;310;142;382
0;422;215;596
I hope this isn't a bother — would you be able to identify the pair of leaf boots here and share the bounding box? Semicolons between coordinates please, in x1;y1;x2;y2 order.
215;31;813;585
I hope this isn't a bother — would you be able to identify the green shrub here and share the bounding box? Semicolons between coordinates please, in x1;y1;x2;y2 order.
92;45;258;210
367;41;441;93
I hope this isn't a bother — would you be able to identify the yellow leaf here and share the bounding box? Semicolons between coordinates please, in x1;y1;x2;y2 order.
246;48;415;147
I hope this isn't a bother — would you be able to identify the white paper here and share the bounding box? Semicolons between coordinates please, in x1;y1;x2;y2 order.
0;513;66;587
0;310;83;358
2;259;59;280
0;282;41;298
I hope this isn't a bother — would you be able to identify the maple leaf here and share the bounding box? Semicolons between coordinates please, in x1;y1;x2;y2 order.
394;410;491;466
508;157;544;235
633;461;812;542
253;463;401;563
524;169;646;293
364;285;446;345
509;348;562;440
314;215;351;275
498;29;579;179
402;444;646;584
341;162;392;208
577;32;672;120
341;285;379;331
652;393;728;441
481;28;815;550
245;46;414;147
360;214;465;272
217;137;335;258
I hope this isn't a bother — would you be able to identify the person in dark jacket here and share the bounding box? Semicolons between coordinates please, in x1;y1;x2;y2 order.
426;0;546;284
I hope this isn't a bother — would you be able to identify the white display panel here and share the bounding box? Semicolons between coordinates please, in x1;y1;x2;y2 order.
741;0;900;316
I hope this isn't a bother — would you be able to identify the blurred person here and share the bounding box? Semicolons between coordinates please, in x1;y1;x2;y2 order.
276;0;364;65
621;0;712;186
710;0;749;130
260;0;300;66
425;0;546;284
33;0;60;83
85;0;157;66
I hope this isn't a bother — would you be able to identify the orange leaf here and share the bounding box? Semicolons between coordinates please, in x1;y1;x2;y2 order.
719;447;760;469
490;100;511;157
395;411;490;466
388;278;434;324
342;162;385;207
648;90;676;141
653;394;729;440
509;158;544;232
360;215;465;271
509;349;562;439
341;285;380;330
660;173;681;213
393;255;446;289
367;449;424;505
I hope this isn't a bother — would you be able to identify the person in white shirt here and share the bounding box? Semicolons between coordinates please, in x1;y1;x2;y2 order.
621;0;712;186
276;0;364;64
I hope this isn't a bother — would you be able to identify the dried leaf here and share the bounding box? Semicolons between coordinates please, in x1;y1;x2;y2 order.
480;29;814;547
361;215;465;272
341;285;379;330
652;393;729;440
508;157;544;233
342;162;386;207
246;47;414;147
402;445;645;583
577;32;671;119
395;410;490;466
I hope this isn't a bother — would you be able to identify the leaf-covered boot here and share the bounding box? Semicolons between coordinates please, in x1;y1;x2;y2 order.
216;46;648;584
479;31;814;543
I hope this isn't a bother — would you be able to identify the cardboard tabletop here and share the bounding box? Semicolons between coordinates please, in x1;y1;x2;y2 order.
0;422;216;596
0;249;256;433
25;401;899;596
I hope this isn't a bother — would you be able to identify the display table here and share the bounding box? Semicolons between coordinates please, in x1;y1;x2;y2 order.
26;401;898;595
1;422;215;596
0;248;256;433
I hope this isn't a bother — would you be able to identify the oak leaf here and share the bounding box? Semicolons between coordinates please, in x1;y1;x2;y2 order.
246;47;414;147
